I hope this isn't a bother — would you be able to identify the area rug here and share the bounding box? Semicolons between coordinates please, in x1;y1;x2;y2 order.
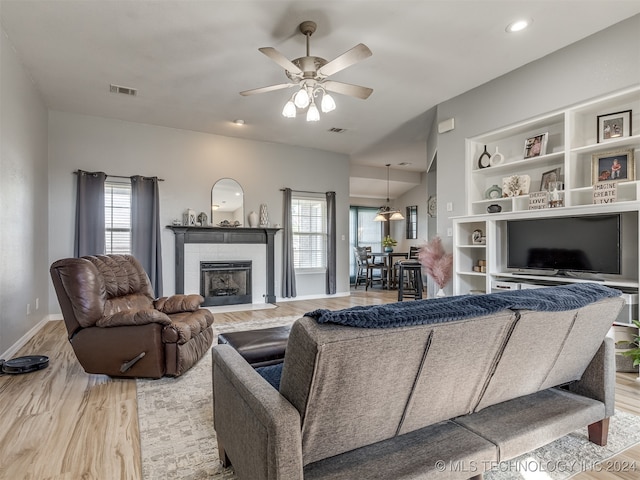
138;317;640;479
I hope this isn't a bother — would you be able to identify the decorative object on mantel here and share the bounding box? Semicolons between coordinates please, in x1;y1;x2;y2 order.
593;181;618;205
417;236;453;297
548;181;564;208
217;220;241;227
502;174;530;197
489;146;504;166
528;191;549;210
248;211;259;228
259;204;269;227
484;184;502;200
477;145;491;169
471;229;485;245
597;110;632;143
487;204;502;213
183;208;196;226
197;212;208;226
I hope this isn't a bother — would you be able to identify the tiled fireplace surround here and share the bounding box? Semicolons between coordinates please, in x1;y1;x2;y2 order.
169;226;279;305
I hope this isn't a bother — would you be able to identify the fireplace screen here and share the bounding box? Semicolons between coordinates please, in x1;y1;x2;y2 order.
200;261;252;306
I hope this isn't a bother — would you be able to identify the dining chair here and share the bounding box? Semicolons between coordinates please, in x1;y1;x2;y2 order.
354;246;387;290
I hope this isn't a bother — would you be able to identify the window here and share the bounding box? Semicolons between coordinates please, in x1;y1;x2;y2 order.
105;180;132;254
406;205;418;239
292;196;326;270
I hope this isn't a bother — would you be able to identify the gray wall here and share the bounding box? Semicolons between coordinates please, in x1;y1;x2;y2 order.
435;14;640;292
47;111;352;312
0;28;49;356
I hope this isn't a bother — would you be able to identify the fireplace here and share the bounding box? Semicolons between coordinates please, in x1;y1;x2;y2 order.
200;261;252;307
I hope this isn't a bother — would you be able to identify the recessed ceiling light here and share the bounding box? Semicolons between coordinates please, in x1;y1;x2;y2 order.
506;19;532;33
233;119;245;125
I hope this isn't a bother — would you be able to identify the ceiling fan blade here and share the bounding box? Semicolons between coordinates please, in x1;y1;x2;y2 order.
317;43;372;77
240;83;295;96
258;47;302;74
323;80;373;100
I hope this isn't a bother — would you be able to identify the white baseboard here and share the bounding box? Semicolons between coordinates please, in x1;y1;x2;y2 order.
0;315;57;360
276;291;351;303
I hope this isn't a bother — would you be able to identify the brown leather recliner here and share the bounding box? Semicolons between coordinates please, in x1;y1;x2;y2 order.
50;254;214;378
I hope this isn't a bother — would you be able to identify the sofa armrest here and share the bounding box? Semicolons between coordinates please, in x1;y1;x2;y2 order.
154;294;203;313
212;345;303;480
566;335;616;417
95;308;172;327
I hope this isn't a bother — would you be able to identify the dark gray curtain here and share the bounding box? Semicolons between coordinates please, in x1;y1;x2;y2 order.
326;191;336;294
131;176;163;297
282;188;297;298
74;170;106;257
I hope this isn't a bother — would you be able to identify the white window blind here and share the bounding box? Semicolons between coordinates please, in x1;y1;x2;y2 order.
292;196;327;270
105;180;132;254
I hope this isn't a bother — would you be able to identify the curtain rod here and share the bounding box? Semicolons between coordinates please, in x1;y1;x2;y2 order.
74;170;164;181
280;188;332;195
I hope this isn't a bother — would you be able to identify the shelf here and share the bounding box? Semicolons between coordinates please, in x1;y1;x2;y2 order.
472;151;564;176
493;272;639;289
571;134;640;155
458;271;486;277
458;86;640;296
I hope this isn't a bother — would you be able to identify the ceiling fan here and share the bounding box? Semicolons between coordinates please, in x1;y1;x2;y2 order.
240;20;373;121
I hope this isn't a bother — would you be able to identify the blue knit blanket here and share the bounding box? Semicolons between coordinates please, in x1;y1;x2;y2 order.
305;283;621;328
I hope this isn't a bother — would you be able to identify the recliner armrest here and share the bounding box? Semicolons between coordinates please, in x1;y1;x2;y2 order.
154;294;204;313
96;308;172;327
212;345;303;480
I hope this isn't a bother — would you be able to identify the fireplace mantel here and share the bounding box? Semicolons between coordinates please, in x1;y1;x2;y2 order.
168;226;280;303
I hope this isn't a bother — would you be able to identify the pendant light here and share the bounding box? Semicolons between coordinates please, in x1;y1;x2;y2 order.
374;164;405;221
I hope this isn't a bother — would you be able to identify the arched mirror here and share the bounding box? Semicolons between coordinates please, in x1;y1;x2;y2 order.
211;178;244;226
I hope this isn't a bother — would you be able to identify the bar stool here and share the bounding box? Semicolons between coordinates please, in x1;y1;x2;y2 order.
397;260;423;301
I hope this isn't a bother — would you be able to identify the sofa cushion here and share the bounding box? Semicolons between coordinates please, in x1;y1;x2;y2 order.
475;297;624;411
454;388;605;461
397;311;516;435
305;283;620;328
304;420;497;480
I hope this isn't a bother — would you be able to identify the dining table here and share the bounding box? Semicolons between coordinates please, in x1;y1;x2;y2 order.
369;251;409;289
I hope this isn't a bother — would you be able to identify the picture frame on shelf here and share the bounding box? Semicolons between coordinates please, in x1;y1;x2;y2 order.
540;168;562;191
597;110;632;143
591;148;635;184
523;132;548;159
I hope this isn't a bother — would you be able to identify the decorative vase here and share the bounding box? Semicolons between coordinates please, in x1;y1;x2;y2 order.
436;288;446;297
384;246;393;253
248;211;258;228
259;204;269;227
477;145;491;169
490;146;504;166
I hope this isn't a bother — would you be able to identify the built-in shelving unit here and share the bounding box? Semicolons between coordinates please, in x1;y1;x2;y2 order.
454;85;640;328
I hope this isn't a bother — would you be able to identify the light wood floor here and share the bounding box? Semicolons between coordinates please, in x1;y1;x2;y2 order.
0;289;638;479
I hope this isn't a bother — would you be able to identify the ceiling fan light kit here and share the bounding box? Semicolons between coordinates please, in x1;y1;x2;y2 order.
241;20;373;122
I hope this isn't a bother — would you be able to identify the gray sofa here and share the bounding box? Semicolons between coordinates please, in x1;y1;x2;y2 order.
211;284;624;479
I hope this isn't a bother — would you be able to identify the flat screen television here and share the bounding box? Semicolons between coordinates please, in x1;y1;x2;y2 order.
506;214;621;276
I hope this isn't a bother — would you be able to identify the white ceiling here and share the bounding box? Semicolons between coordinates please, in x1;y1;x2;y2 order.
1;0;639;197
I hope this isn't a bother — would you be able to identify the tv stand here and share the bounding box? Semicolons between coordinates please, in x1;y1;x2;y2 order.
559;271;605;282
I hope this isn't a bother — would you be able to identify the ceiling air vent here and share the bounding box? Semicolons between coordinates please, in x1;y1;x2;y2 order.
328;127;347;133
110;84;137;96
